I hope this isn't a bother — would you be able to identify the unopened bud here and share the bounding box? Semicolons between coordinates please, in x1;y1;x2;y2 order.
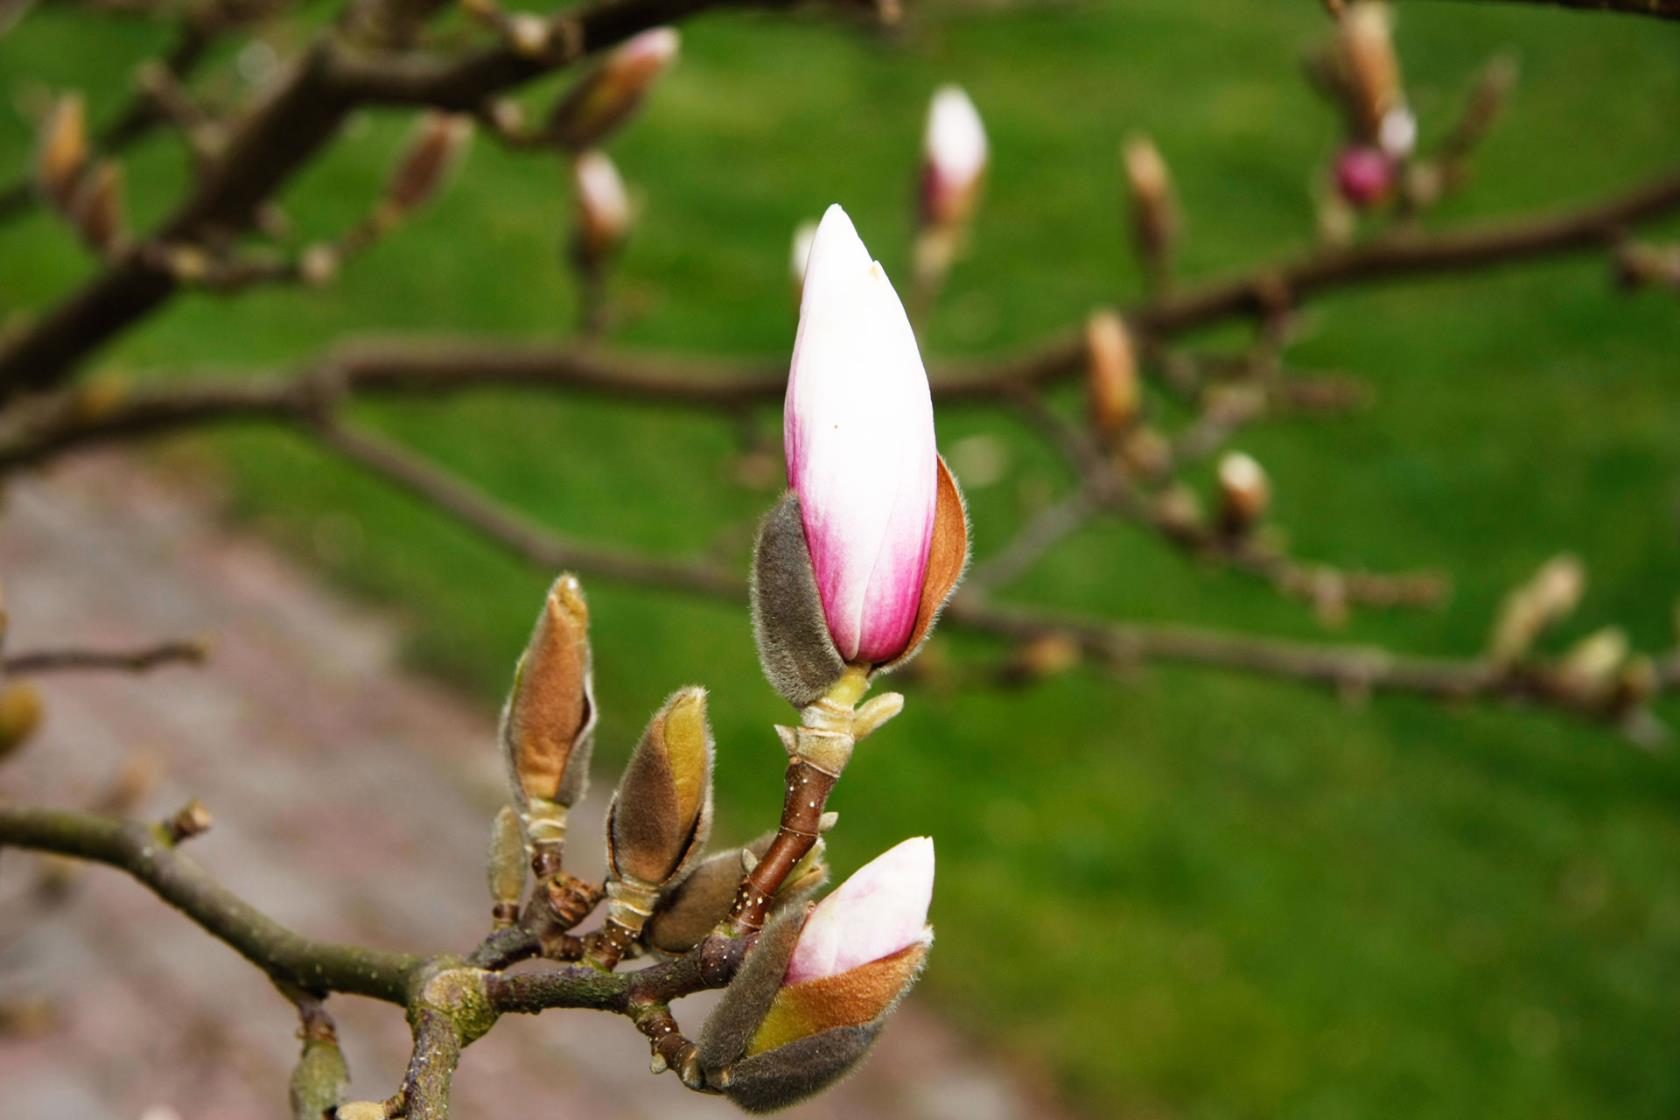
1557;627;1629;708
69;160;125;253
1377;104;1417;160
36;93;87;212
919;85;987;232
487;805;527;924
298;243;340;286
507;13;552;58
1154;483;1204;541
547;27;681;150
1001;634;1081;687
385;112;473;218
571;150;631;264
0;682;44;761
790;219;818;304
334;1103;387;1120
1337;1;1402;139
500;574;596;862
1216;451;1270;534
1335;146;1395;209
1488;554;1584;665
607;687;714;890
1122;134;1178;280
1084;310;1139;437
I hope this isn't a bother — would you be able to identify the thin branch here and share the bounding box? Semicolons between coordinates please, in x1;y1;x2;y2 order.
308;416;743;600
0;0;792;400
5;162;1679;471
1420;0;1680;19
0;804;423;1002
2;638;207;674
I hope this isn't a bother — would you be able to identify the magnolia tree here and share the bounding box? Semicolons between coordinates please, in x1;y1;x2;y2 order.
1;0;1680;1115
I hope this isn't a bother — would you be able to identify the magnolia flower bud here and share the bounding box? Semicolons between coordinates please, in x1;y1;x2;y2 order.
607;687;714;889
69;160;125;253
918;85;987;231
1335;146;1395;208
1488;554;1585;665
698;839;933;1112
571;150;631;264
35;93;86;212
1378;104;1417;161
1216;451;1270;535
1558;627;1630;709
384;111;473;219
547;27;680;150
755;205;969;704
1338;1;1402;140
789;219;818;304
0;682;43;761
500;575;596;860
1084;310;1140;437
1122;134;1179;281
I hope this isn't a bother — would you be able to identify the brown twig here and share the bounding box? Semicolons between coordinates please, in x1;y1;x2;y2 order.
2;638;207;674
0;0;796;401
5;160;1678;471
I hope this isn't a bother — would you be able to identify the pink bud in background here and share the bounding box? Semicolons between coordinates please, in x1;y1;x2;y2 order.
572;150;631;259
1334;145;1394;208
919;85;987;229
784;836;934;985
785;205;938;665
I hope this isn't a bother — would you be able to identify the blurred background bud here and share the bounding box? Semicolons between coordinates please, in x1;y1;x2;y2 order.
919;85;986;231
547;27;681;150
384;112;473;221
1335;145;1395;208
1122;134;1179;282
35;92;86;212
1085;310;1140;438
0;681;43;761
1488;554;1585;665
1217;451;1271;535
68;160;124;253
571;150;632;265
1337;1;1403;141
789;218;818;304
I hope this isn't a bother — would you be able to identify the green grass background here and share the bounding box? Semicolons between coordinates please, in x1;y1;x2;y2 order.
4;3;1680;1117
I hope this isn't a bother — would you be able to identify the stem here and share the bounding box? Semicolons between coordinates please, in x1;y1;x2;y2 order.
0;805;422;1002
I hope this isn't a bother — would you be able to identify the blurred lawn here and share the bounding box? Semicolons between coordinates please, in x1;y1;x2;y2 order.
5;3;1680;1117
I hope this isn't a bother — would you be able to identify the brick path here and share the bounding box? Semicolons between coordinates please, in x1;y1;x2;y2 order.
0;456;1069;1120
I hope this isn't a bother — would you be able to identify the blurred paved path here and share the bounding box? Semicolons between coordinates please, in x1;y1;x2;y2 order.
0;455;1071;1120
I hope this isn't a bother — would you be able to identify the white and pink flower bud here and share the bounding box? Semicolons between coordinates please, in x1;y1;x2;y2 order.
918;85;987;231
571;149;631;262
783;836;934;985
785;205;938;665
697;837;936;1110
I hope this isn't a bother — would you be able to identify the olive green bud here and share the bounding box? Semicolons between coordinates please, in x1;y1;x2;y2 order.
606;687;714;889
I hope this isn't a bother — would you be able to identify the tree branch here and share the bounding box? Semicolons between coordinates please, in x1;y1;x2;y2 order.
0;804;423;1002
1421;0;1680;19
0;0;792;400
4;162;1678;471
2;638;207;674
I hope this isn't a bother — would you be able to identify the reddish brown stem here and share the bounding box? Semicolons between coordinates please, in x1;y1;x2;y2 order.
728;758;836;934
